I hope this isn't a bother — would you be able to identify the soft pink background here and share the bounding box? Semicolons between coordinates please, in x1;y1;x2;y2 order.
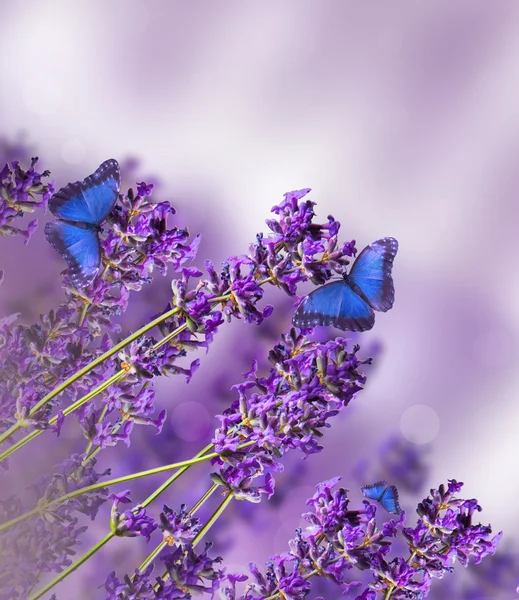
1;2;518;598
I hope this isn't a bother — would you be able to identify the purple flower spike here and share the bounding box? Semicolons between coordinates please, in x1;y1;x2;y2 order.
0;454;110;596
110;492;157;542
136;181;154;197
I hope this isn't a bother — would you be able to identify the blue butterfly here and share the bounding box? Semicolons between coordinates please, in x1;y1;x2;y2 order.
45;159;120;289
361;480;402;515
292;237;398;332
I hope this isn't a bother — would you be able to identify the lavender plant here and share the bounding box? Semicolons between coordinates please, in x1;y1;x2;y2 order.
0;158;502;600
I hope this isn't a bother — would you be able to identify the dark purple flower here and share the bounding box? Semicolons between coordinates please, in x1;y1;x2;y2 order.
105;565;156;599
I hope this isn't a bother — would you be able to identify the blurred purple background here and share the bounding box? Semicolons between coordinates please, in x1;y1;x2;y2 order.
1;1;519;598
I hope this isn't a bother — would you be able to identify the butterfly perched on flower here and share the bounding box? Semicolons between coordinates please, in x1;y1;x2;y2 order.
45;159;120;289
361;480;402;515
292;237;398;332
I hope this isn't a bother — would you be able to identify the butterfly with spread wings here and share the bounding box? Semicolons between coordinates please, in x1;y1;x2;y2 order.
292;237;398;332
361;480;402;515
45;159;120;289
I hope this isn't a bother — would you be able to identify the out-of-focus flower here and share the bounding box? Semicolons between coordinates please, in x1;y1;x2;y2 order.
0;454;109;598
0;157;54;243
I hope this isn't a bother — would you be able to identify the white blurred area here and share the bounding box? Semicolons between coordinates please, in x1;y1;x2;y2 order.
2;0;519;585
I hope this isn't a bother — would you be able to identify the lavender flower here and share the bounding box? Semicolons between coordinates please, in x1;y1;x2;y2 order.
378;436;429;494
402;480;502;577
105;543;223;599
0;157;54;243
210;331;370;503
110;490;157;542
159;504;202;545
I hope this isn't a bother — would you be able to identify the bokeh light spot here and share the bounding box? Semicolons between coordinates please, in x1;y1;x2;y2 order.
170;401;212;442
400;404;440;445
61;138;86;165
23;77;62;115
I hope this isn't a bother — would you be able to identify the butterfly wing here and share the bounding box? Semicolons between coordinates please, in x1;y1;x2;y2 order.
349;237;398;312
361;481;387;502
48;159;120;226
380;485;402;515
45;221;101;288
292;280;375;332
361;481;402;515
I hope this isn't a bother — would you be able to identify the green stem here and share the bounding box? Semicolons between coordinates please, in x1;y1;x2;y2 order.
0;442;255;534
190;483;219;515
0;306;182;448
138;541;166;574
191;491;233;546
78;303;89;328
140;443;214;510
28;531;114;600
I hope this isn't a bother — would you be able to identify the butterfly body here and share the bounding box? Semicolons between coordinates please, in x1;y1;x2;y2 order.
45;159;120;289
361;480;402;515
292;237;398;332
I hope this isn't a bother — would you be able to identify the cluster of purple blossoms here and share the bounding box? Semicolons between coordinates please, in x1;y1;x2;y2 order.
105;542;223;599
90;187;356;449
0;180;199;444
350;434;517;600
100;327;370;597
0;157;54;247
0;181;364;596
0;187;354;450
103;477;500;600
210;330;370;502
